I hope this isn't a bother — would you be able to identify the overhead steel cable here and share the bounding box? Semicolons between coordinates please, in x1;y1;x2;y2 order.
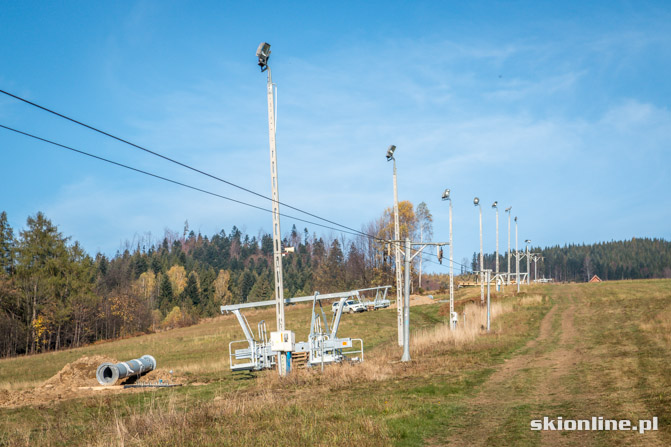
0;90;469;269
0;88;373;239
0;120;468;272
0;124;365;238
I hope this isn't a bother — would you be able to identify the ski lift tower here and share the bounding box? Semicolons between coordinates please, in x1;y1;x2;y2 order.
531;253;544;282
492;201;499;282
392;238;449;362
257;42;292;377
474;197;484;305
525;240;532;285
505;206;512;285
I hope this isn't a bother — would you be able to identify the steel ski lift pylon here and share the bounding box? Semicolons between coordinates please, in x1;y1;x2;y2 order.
224;287;386;372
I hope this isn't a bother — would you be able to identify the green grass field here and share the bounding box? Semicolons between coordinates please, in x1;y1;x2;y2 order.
1;280;670;446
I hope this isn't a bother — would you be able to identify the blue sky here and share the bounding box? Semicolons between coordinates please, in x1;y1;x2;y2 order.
1;1;669;271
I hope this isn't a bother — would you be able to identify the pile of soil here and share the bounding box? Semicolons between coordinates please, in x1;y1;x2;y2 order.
43;355;115;390
0;355;183;408
137;368;181;384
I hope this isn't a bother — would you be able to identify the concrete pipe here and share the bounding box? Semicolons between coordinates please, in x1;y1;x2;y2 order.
96;355;157;386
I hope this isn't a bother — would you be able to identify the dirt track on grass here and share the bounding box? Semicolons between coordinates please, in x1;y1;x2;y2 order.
441;285;665;447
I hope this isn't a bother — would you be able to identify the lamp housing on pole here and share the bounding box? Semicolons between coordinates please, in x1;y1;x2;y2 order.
386;145;396;161
256;42;271;71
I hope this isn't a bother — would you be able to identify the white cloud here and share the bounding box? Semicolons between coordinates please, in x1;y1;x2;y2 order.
8;27;670;267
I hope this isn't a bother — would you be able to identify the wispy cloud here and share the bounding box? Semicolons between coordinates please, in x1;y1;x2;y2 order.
5;9;670;267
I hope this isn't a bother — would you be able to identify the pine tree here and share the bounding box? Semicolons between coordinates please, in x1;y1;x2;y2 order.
158;274;174;312
183;272;200;307
240;269;255;301
0;211;14;275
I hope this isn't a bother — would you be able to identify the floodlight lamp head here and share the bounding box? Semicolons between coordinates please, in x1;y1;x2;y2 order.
514;216;518;222
441;188;450;201
525;239;531;244
256;42;271;71
492;201;498;209
386;145;396;161
473;197;480;206
505;206;512;212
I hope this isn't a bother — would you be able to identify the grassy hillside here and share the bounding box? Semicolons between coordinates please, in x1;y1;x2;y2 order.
1;280;670;446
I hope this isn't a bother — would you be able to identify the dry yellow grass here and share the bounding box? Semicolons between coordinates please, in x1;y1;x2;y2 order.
412;294;544;356
517;294;544;307
412;302;504;355
93;291;547;446
639;304;671;343
0;379;43;392
2;281;669;447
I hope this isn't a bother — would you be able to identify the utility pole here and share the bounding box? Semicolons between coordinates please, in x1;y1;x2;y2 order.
525;240;531;285
397;238;449;362
474;197;484;305
419;226;423;290
532;254;543;282
506;207;512;285
486;269;491;332
257;42;289;376
492;201;499;282
386;145;404;347
515;216;520;293
402;237;411;362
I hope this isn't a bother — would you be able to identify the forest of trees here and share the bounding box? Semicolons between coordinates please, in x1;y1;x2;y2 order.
0;202;431;358
474;238;671;282
2;203;669;358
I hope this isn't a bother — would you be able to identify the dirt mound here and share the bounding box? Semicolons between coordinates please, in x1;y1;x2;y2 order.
137;368;182;384
43;355;115;390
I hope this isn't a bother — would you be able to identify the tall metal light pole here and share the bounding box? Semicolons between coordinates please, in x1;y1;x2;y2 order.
257;42;288;376
474;197;484;305
525;239;531;285
505;207;512;285
515;216;520;293
387;145;404;347
492;201;499;281
442;189;455;329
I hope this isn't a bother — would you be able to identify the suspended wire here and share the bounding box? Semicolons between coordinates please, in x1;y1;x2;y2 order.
0;88;374;239
0;118;471;273
0;89;474;271
0;124;367;238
